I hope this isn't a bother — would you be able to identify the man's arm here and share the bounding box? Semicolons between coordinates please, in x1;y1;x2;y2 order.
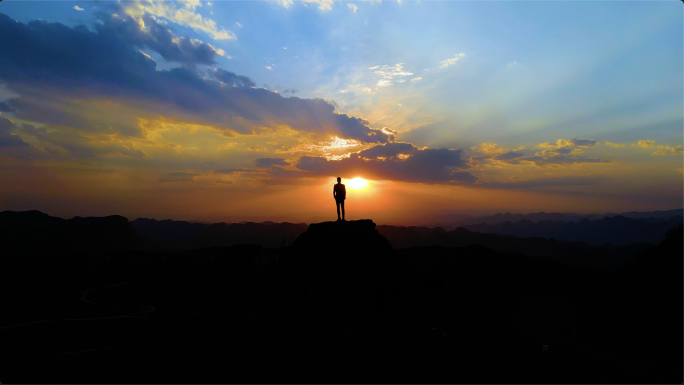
333;185;336;199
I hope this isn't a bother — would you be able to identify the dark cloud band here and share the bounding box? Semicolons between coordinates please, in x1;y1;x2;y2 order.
0;13;391;144
296;143;476;184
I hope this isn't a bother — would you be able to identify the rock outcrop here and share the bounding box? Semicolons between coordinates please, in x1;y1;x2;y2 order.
293;219;391;253
284;219;391;278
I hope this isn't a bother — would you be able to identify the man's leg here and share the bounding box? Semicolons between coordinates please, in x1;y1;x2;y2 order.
336;200;341;219
341;200;345;219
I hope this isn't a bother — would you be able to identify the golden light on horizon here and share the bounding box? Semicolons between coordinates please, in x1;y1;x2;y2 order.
348;177;368;190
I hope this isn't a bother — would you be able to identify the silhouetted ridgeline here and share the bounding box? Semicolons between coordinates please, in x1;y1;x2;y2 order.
377;225;656;271
0;210;137;255
447;208;683;226
0;210;308;256
131;217;308;251
0;213;681;383
0;210;677;272
462;215;682;246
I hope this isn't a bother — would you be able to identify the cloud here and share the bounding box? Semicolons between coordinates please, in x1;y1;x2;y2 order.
98;12;226;65
491;150;608;167
4;96;144;138
477;175;610;189
0;117;31;148
265;66;273;70
471;142;509;156
439;53;465;68
569;139;597;147
539;139;585;149
123;0;236;40
247;145;267;151
534;138;597;155
493;151;525;161
235;22;242;28
355;142;416;159
347;3;358;12
0;117;146;161
296;143;476;184
471;141;609;168
0;13;391;144
278;0;334;10
258;165;319;185
139;50;153;60
411;77;422;82
74;6;84;11
603;141;625;148
214;168;260;174
18;122;148;159
212;68;256;87
159;172;199;182
370;63;414;87
275;136;363;157
632;140;656;148
651;145;682;156
303;0;334;10
217;142;237;150
255;157;290;167
631;139;683;156
0;117;49;161
0;101;15;112
516;155;608;167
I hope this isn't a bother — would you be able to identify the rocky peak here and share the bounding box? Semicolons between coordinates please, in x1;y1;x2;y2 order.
293;219;392;253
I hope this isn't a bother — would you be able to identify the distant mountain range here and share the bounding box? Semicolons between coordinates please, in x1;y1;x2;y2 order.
462;215;683;246
418;208;683;228
1;209;680;273
131;218;307;251
376;224;653;271
1;214;681;384
0;210;137;256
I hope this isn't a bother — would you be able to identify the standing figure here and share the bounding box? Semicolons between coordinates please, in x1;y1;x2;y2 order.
333;177;346;221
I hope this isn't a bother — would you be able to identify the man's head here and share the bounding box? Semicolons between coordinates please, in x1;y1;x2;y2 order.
337;177;341;183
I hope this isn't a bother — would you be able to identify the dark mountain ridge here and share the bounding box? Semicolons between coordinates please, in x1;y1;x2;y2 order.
0;214;680;384
131;217;308;251
462;214;683;246
377;224;653;271
442;208;683;226
0;210;137;255
0;210;669;272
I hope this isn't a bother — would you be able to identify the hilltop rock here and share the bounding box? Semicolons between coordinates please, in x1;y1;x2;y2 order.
293;219;391;252
286;219;391;277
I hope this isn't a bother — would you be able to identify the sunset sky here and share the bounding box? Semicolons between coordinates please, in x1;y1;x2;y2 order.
0;0;681;224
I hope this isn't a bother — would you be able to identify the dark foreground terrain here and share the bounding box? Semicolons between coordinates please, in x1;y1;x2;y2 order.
0;211;682;384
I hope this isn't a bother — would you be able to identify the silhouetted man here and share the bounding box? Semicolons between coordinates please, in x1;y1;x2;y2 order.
333;177;346;221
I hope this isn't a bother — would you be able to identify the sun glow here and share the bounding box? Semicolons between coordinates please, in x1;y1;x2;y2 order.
348;177;368;190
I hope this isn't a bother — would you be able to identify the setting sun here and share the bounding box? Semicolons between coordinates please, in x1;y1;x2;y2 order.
348;177;369;190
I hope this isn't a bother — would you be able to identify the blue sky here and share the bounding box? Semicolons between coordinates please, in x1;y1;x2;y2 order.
0;0;681;221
